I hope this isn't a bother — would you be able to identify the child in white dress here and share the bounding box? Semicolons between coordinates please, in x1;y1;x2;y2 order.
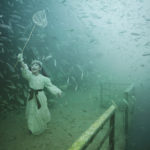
17;53;62;135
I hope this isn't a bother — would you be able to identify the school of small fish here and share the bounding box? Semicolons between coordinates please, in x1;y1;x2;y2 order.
0;0;150;113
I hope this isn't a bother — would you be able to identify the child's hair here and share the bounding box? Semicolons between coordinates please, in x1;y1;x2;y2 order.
41;68;49;77
31;60;42;69
30;60;49;77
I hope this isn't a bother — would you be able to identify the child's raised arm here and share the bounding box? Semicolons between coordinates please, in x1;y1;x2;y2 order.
17;53;26;68
17;53;32;80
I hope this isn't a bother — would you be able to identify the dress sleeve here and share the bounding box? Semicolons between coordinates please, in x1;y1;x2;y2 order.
44;77;62;96
21;64;32;80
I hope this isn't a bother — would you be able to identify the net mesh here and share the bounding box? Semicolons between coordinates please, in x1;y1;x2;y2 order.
32;10;48;28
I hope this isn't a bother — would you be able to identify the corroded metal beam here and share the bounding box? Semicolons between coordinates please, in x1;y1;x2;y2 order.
68;105;116;150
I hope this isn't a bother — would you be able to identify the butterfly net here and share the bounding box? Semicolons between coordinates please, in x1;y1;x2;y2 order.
32;10;48;28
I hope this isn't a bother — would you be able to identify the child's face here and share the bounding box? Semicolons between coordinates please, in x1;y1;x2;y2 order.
31;63;41;74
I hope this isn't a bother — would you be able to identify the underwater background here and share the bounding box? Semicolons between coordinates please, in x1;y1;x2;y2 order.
0;0;150;150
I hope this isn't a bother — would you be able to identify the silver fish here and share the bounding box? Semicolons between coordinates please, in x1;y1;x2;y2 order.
81;72;84;80
16;24;25;30
144;42;150;47
18;37;28;42
16;97;24;105
54;59;57;67
0;72;4;78
44;55;53;61
1;48;4;53
7;85;16;89
16;0;24;4
75;85;78;91
10;14;22;20
131;32;140;36
7;63;15;72
142;53;150;56
0;23;12;31
0;43;4;46
67;77;70;84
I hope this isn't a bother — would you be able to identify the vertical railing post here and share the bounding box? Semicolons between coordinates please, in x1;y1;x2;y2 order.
68;105;116;150
99;82;103;107
124;89;130;150
109;113;115;150
124;92;129;135
124;104;129;150
124;92;128;102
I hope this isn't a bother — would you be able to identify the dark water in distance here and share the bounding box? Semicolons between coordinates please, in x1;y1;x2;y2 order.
127;85;150;150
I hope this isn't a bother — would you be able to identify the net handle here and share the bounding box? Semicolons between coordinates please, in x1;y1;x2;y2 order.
22;24;36;54
14;24;36;68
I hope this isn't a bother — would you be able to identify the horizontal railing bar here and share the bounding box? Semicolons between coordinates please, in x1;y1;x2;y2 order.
68;105;116;150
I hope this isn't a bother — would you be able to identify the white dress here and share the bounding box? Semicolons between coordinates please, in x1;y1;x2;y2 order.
21;64;61;135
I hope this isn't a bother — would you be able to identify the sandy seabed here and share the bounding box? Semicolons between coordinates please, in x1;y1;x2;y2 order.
0;89;125;150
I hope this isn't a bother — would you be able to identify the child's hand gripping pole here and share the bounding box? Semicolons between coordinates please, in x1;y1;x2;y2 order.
17;53;24;63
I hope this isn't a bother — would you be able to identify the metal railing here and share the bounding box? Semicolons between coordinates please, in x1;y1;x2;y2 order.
68;84;135;150
98;82;130;108
68;105;116;150
123;84;136;150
